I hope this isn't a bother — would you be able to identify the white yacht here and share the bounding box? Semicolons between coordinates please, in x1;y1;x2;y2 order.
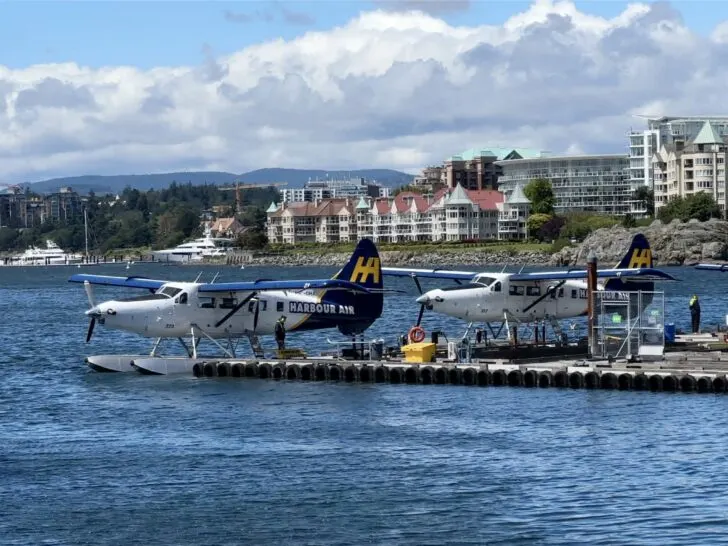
151;235;233;263
15;240;83;266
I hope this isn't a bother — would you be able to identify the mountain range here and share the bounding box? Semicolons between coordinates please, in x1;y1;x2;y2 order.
24;168;416;195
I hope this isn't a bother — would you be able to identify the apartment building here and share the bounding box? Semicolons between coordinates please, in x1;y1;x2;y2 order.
279;177;390;204
652;121;728;215
443;147;546;190
628;115;728;214
0;186;82;228
495;154;632;216
266;184;530;244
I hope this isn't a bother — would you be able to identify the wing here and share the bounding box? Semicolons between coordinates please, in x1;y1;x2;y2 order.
68;273;167;290
508;268;677;282
381;267;477;281
197;278;372;293
695;264;728;271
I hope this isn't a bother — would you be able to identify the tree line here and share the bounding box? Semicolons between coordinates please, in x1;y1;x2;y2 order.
523;178;724;245
0;182;278;254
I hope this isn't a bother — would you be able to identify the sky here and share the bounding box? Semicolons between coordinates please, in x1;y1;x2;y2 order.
2;0;728;182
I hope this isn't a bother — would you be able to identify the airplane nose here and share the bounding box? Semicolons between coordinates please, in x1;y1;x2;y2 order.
85;306;101;318
416;294;430;305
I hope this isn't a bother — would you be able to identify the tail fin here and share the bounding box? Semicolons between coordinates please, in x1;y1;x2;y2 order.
612;233;653;270
330;238;383;335
332;238;383;291
605;233;653;306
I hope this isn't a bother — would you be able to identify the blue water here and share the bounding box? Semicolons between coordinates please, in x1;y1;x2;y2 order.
2;263;728;545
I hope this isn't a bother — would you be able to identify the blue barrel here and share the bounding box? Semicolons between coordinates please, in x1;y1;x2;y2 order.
664;323;676;343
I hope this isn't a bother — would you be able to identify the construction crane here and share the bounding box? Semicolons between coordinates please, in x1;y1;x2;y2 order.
218;181;288;211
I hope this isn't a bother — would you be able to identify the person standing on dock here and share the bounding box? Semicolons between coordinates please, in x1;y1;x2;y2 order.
275;316;287;351
689;295;701;334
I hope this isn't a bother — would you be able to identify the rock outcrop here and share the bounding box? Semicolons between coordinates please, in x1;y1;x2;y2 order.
550;218;728;266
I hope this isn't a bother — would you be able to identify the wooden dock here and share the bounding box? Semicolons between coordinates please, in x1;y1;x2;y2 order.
189;351;728;393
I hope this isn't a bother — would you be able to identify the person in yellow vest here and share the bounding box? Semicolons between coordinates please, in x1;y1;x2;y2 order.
689;295;700;334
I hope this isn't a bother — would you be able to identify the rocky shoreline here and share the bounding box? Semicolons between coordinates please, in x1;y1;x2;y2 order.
223;249;551;268
551;218;728;266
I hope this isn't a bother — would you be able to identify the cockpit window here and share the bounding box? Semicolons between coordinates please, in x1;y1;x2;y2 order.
441;283;488;292
159;286;182;298
176;293;188;305
473;275;496;286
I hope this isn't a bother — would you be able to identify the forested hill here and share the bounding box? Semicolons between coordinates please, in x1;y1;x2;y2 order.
0;183;278;254
26;168;415;195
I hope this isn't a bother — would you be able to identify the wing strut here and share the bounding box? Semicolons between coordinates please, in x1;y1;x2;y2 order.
214;292;257;328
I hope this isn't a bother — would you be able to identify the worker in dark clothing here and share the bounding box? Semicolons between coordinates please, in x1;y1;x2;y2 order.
689;295;701;334
275;316;286;351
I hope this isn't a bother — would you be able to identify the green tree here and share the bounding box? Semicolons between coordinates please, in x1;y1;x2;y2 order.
634;186;654;217
527;213;552;240
523;178;555;215
658;193;722;222
237;229;268;250
621;213;637;228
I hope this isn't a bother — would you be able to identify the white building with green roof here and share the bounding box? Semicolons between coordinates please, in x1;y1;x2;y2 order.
652;120;728;215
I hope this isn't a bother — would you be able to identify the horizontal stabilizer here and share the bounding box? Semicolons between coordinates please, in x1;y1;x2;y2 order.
69;274;167;290
197;278;372;293
695;264;728;271
508;267;677;282
381;267;476;281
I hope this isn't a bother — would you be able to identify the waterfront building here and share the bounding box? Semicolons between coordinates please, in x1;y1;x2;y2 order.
279;177;389;204
652;121;728;215
628;115;728;213
495;154;631;216
0;186;82;228
443;147;546;190
266;184;529;244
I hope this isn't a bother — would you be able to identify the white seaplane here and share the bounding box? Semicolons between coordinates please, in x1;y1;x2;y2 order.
383;234;676;341
69;239;386;373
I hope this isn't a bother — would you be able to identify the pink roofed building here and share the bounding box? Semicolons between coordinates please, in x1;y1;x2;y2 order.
266;184;529;244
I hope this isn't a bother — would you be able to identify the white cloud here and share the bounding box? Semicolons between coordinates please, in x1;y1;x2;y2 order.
0;0;725;182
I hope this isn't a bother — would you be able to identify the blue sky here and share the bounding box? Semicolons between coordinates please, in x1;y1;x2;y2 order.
1;1;724;70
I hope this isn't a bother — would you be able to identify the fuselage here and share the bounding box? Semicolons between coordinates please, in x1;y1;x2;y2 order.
417;273;604;323
87;282;362;339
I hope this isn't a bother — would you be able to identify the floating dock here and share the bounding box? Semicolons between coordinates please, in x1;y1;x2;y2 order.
180;351;728;394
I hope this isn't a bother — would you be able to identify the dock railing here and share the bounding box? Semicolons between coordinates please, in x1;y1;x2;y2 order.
592;290;665;359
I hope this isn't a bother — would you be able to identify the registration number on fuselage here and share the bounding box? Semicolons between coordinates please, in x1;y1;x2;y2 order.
288;302;355;315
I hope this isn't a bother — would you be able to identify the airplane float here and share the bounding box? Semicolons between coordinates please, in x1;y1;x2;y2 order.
382;234;676;342
69;238;386;373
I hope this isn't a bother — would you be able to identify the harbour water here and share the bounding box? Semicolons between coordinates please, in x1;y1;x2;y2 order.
3;263;728;545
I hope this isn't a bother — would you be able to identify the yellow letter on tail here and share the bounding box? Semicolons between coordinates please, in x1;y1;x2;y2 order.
628;248;652;269
349;257;381;284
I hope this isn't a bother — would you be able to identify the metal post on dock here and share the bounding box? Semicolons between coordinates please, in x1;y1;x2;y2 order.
587;251;597;358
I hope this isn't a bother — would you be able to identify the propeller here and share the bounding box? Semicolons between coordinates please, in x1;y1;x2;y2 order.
411;275;429;327
83;281;99;343
253;299;260;332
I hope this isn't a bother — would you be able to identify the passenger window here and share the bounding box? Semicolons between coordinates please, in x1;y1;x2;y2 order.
571;289;578;299
492;282;501;292
177;293;188;305
558;288;564;298
526;286;540;296
277;301;284;312
248;301;256;312
509;285;524;296
220;297;237;309
259;300;268;311
199;297;215;309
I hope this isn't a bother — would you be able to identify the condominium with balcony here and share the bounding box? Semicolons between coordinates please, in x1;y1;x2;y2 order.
443;147;546;190
266;184;530;244
495;154;631;216
628;116;728;213
652;121;728;215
